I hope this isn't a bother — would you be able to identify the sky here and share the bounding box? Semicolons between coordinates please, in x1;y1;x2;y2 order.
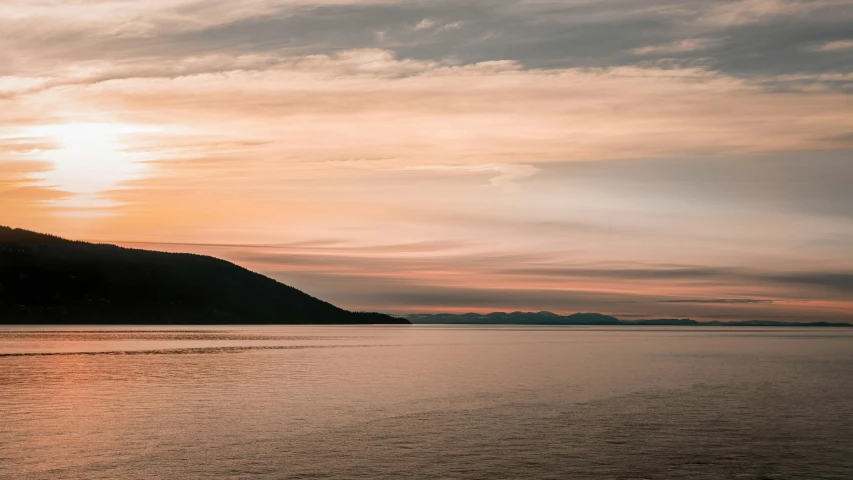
2;0;853;321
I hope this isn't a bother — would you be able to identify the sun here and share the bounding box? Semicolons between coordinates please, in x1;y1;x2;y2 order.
22;122;156;210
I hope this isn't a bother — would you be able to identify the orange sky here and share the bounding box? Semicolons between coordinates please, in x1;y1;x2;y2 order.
2;0;853;320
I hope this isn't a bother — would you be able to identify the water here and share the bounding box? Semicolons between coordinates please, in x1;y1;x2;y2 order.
1;326;852;479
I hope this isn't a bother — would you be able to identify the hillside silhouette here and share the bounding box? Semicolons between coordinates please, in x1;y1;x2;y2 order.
0;226;408;325
408;311;851;327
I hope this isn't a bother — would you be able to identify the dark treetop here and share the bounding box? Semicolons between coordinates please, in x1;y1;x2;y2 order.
0;227;407;325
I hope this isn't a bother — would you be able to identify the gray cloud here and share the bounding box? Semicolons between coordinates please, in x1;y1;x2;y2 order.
507;263;853;296
533;150;853;220
763;273;853;294
659;299;774;304
503;267;731;280
5;0;852;83
130;239;469;254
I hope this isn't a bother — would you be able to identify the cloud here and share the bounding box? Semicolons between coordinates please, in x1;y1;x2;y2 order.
504;266;732;280
3;0;852;80
698;0;834;27
414;18;436;30
0;0;403;40
404;164;540;191
531;152;853;219
632;38;718;55
815;39;853;51
8;50;851;174
659;299;774;304
438;21;464;32
764;273;853;294
508;263;853;299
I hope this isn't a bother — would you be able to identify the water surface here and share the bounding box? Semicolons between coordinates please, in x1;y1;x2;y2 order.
1;326;851;479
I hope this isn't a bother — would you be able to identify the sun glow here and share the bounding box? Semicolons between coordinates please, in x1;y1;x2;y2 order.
22;122;156;210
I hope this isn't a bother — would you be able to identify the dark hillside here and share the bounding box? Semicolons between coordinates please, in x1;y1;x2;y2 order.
0;226;407;325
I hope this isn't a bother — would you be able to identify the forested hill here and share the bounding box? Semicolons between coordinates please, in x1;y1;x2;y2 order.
0;226;408;325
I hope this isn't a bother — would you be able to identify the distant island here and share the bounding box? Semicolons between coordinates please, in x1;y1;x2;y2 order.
408;311;852;327
0;227;408;325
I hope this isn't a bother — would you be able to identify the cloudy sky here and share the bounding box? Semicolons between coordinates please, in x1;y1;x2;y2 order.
2;0;853;320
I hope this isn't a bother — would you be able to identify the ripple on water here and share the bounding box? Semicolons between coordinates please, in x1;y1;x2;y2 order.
0;326;851;479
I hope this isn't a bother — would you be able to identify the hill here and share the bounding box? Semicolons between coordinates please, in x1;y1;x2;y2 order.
408;311;851;327
408;311;623;325
0;226;408;325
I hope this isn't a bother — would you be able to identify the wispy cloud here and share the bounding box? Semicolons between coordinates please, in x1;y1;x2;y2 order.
404;164;540;192
660;299;774;304
632;38;718;55
697;0;836;27
414;18;436;30
814;39;853;52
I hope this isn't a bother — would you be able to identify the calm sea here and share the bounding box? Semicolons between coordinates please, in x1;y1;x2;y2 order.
1;326;852;479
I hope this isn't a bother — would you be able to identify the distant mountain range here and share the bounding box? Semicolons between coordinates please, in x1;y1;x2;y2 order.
0;226;407;325
408;311;852;327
